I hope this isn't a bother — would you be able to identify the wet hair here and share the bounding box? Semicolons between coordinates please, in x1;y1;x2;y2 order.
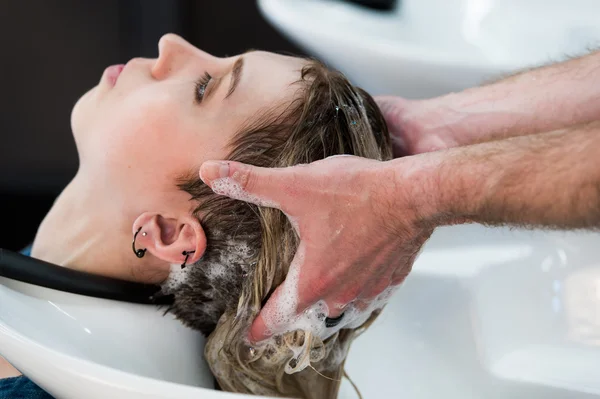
167;59;392;397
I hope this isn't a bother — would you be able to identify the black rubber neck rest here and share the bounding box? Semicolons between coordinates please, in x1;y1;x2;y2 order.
344;0;398;11
0;248;172;305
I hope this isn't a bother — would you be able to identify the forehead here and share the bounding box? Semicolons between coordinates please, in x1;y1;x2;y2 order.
228;51;308;110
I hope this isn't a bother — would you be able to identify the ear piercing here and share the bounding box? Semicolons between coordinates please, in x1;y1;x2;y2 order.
133;227;195;268
181;250;195;269
132;227;147;258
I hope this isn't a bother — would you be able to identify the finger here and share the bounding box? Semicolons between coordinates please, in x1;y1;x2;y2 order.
248;312;270;344
391;135;409;158
374;96;407;123
323;279;387;319
318;283;362;319
199;160;293;211
375;96;412;158
248;283;288;344
391;267;411;286
361;274;394;301
353;298;370;311
325;301;349;319
249;244;308;343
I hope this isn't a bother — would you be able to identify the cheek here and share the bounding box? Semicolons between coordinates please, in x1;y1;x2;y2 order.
81;94;185;174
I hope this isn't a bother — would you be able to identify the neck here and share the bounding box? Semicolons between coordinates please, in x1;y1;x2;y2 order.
31;174;134;280
0;356;20;378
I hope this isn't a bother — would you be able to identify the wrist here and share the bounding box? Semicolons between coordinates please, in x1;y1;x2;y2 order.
380;152;460;230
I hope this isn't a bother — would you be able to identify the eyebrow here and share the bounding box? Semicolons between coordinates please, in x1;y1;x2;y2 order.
225;56;244;99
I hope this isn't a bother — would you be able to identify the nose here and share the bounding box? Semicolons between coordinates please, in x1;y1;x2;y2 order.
152;33;218;79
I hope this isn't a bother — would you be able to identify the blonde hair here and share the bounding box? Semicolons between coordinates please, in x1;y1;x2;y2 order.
170;60;392;397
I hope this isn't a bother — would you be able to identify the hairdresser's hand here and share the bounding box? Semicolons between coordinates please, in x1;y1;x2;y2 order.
200;155;438;343
376;96;456;157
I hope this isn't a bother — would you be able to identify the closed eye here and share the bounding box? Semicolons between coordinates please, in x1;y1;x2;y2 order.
194;72;212;104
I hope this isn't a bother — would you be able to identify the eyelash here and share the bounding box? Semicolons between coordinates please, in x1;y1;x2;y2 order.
194;72;212;103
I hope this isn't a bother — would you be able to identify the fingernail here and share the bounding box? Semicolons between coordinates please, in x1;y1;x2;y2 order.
200;161;230;184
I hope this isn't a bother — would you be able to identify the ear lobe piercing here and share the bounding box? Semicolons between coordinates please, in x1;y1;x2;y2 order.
132;227;147;258
133;227;195;267
181;250;195;269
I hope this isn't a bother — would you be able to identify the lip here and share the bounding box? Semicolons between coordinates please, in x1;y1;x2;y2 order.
103;64;125;86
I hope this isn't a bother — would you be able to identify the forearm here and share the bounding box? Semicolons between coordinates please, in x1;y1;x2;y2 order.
422;122;600;230
412;50;600;148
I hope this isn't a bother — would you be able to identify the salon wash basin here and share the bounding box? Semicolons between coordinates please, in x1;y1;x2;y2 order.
2;224;600;398
257;0;600;98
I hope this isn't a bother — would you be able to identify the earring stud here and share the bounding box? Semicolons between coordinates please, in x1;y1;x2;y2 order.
181;250;195;269
132;227;147;258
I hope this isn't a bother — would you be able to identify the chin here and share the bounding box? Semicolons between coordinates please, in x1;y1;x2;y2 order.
70;85;98;141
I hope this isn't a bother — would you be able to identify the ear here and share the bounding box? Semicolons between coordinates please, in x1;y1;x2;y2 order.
132;212;206;265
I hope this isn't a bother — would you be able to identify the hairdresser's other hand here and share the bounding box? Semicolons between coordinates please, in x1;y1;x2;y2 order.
376;95;459;157
199;155;437;343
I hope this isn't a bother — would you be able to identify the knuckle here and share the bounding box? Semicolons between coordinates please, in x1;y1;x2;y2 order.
336;283;362;305
304;277;340;304
354;299;370;311
297;280;325;310
314;269;336;295
392;267;410;285
369;279;391;298
231;166;253;192
287;171;302;196
308;278;329;300
391;275;406;286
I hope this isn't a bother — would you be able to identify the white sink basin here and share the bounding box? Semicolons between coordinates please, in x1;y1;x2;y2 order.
258;0;600;98
2;224;600;398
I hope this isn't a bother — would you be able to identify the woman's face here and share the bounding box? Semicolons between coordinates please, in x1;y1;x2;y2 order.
34;34;307;281
72;34;304;204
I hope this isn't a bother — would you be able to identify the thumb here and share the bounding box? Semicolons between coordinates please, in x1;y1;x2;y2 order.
375;95;408;116
199;160;292;210
375;95;410;132
375;96;411;158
